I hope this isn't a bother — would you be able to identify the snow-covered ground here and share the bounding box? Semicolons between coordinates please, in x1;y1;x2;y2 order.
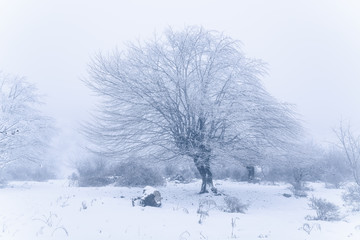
1;180;360;240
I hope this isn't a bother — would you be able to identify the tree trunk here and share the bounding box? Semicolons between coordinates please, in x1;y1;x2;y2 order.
194;159;217;194
246;166;255;182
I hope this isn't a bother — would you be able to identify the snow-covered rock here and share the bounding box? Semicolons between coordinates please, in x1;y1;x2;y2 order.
132;186;162;207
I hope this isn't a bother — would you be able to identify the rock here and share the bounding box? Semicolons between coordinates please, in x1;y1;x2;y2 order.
131;186;162;207
140;186;162;207
283;193;292;198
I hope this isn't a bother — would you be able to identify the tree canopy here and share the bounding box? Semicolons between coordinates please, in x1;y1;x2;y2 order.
0;73;54;171
85;26;302;192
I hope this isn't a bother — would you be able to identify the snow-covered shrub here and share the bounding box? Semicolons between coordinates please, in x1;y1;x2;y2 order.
68;172;79;187
262;164;318;185
230;167;248;182
343;185;360;211
164;164;177;177
323;170;344;189
197;199;217;224
320;149;350;188
289;186;308;198
76;159;113;187
211;165;248;182
291;168;308;190
212;166;231;180
288;167;316;198
79;175;113;187
223;196;247;213
113;162;165;187
264;147;349;189
289;180;309;198
261;165;290;183
264;142;325;187
307;196;340;221
164;164;196;183
31;167;56;181
5;164;56;182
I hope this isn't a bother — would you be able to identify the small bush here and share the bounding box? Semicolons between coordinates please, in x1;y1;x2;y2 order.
289;185;308;198
230;168;248;182
261;166;290;183
343;185;360;211
197;199;217;224
321;165;347;189
68;172;79;187
307;196;341;221
288;173;313;198
5;165;56;182
79;175;113;187
113;162;165;187
76;159;113;187
30;167;56;181
164;164;177;177
223;196;248;213
76;158;165;187
212;167;231;180
320;148;351;187
211;165;248;182
323;171;344;189
290;168;308;190
165;165;196;183
289;179;311;198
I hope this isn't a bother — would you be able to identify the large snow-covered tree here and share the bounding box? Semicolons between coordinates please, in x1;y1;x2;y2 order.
85;26;301;193
0;73;54;174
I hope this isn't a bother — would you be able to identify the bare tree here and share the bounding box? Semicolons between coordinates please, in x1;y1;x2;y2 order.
335;122;360;186
85;26;301;193
0;73;54;174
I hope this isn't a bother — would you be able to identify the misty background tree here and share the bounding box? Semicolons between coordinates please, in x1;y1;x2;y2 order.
335;122;360;186
0;73;54;180
85;26;301;193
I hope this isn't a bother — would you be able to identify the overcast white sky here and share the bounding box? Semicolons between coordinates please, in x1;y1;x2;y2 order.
1;0;360;146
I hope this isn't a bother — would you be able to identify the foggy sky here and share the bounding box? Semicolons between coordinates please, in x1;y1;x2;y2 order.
1;0;360;146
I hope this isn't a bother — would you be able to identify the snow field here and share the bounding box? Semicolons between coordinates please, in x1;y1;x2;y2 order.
1;180;360;239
